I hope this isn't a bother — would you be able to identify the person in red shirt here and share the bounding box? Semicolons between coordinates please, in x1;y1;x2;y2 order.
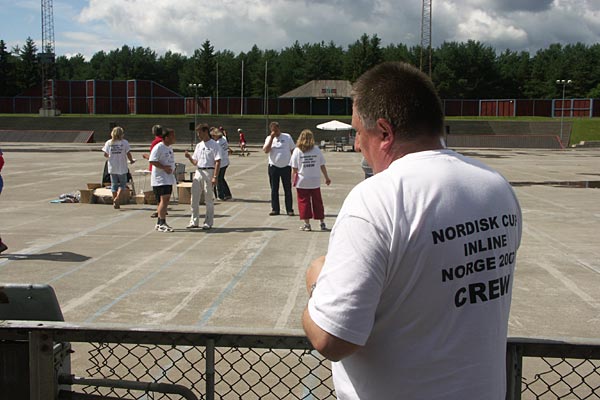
0;148;7;254
142;125;164;218
238;128;248;156
143;125;164;171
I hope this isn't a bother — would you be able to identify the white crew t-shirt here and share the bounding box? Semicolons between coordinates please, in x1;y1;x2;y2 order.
191;139;222;169
214;137;230;168
308;149;522;400
264;133;295;168
149;141;176;187
290;146;325;189
102;139;131;175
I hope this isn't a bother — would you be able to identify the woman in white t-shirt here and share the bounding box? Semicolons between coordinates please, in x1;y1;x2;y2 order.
290;129;331;231
149;128;177;232
102;126;135;209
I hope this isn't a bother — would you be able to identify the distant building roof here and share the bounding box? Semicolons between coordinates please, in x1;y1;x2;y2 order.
279;80;352;98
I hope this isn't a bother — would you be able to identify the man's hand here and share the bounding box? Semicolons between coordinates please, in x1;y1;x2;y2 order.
306;256;325;293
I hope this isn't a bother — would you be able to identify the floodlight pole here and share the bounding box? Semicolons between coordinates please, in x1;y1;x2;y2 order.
556;79;572;146
188;83;202;149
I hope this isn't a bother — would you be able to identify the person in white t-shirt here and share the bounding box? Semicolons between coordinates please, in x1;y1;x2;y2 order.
102;126;135;209
149;128;176;232
290;129;331;231
302;62;522;400
184;124;221;230
262;121;295;216
210;128;232;201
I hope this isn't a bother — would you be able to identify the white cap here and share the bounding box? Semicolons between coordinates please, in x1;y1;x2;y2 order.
237;128;242;132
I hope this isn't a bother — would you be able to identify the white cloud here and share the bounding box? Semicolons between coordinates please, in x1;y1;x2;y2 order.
14;0;599;58
456;10;528;45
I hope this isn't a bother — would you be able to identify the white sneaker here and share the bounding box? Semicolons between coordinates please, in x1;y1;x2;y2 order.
156;223;174;232
186;223;199;229
299;224;312;231
202;223;212;230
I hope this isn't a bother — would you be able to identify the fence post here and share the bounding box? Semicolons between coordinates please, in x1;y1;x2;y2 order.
506;343;523;400
29;330;55;400
206;339;215;400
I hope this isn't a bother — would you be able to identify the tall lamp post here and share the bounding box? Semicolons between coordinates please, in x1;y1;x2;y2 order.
556;79;572;145
188;83;202;149
188;83;202;127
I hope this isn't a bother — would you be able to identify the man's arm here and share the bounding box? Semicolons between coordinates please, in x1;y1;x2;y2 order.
212;159;221;185
303;256;361;361
149;161;173;174
302;308;361;361
262;133;275;153
185;150;198;166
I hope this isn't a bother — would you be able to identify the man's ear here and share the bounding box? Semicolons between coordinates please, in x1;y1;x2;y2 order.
376;118;395;150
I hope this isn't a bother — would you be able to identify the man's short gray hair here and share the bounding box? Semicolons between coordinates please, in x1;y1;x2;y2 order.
352;62;444;141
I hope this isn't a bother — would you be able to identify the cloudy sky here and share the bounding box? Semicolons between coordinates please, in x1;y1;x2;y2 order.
2;0;600;59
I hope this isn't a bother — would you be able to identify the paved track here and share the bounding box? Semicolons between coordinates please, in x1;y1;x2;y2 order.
0;144;598;339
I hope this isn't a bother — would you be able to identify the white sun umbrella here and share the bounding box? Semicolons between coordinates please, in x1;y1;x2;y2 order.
316;120;353;131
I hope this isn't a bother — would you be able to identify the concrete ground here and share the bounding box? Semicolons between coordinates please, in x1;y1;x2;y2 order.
0;143;598;340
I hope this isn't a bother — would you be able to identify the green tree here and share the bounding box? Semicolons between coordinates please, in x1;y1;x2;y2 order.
525;44;564;98
263;49;279;99
198;40;216;96
157;50;186;92
586;44;600;98
496;49;531;98
238;45;266;97
55;54;90;80
274;41;306;95
180;41;217;97
432;40;498;99
13;37;39;93
303;41;344;81
561;43;595;98
0;40;17;96
344;33;383;81
382;43;415;64
89;50;117;80
214;50;239;98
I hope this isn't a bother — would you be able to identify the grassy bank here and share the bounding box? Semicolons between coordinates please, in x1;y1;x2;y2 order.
447;116;600;144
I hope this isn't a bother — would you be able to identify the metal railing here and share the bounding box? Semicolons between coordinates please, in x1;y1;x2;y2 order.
507;337;600;399
0;320;598;399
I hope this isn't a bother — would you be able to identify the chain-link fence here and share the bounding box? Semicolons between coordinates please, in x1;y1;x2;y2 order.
1;321;599;399
507;337;600;400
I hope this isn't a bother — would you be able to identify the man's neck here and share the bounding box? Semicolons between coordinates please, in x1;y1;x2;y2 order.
376;136;444;173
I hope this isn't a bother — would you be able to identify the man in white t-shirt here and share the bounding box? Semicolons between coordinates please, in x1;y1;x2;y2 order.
262;121;295;216
149;129;177;233
184;124;221;230
302;62;522;400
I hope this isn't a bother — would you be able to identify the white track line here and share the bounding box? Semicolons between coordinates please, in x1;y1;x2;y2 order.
275;233;319;329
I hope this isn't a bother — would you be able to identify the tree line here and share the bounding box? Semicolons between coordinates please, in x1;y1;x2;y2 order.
2;34;600;100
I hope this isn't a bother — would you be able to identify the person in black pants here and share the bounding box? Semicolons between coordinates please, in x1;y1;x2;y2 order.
210;128;232;200
262;122;295;216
